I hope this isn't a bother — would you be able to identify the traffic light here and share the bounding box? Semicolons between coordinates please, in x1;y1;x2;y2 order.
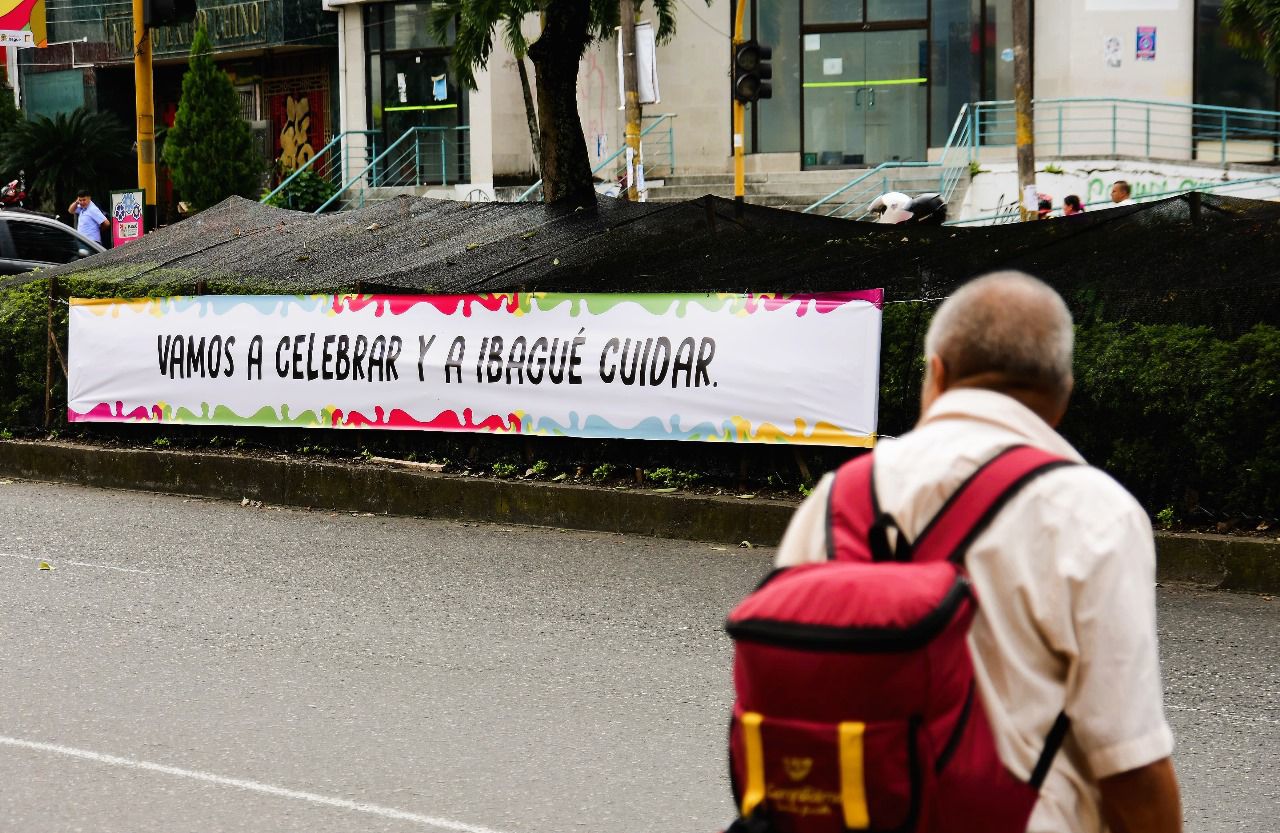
144;0;197;27
733;41;773;103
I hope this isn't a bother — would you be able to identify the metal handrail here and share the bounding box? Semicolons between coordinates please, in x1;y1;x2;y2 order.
315;126;470;213
804;104;971;216
515;113;677;202
971;97;1280;165
805;96;1280;219
260;130;380;205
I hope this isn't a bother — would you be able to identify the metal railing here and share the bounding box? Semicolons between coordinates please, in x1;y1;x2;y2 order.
803;104;973;219
316;126;471;213
805;96;1280;220
971;97;1280;166
515;113;677;202
260;130;381;209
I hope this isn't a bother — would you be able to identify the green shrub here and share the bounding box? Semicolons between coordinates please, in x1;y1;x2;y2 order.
4;279;1278;520
163;26;262;211
491;461;518;478
646;466;701;490
262;169;337;213
1062;322;1280;518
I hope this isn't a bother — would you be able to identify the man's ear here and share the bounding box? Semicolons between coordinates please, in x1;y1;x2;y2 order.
919;354;948;419
1045;374;1074;428
927;354;948;394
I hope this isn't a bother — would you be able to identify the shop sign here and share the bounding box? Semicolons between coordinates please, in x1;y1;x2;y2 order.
106;0;271;60
110;189;145;246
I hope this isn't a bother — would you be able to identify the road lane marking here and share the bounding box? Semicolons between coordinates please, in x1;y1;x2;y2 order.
0;735;513;833
0;552;155;575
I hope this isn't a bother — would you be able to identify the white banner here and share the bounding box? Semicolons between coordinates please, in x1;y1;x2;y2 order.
68;292;883;446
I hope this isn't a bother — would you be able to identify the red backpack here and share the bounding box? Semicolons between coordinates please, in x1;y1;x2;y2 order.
725;445;1075;833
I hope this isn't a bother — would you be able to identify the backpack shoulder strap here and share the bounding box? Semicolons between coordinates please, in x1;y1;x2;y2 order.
826;454;875;562
826;453;909;563
912;445;1078;564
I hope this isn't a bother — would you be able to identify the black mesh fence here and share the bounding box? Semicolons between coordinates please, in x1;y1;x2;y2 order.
4;193;1279;519
7;192;1275;326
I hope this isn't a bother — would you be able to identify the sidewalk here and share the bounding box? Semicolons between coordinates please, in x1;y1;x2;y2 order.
2;440;1276;593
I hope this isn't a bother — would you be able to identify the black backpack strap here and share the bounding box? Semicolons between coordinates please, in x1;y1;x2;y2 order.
1030;711;1072;790
826;452;913;563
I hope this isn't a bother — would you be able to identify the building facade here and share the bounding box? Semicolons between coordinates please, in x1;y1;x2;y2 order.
321;0;1275;197
15;0;338;208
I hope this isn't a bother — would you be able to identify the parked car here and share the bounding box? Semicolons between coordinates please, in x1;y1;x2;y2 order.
0;209;105;275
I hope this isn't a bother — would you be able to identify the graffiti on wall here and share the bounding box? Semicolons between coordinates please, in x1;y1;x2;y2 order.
578;49;609;163
1083;175;1216;204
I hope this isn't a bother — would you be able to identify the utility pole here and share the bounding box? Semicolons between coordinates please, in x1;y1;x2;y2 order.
619;0;641;201
133;0;156;230
731;0;746;217
1012;0;1035;221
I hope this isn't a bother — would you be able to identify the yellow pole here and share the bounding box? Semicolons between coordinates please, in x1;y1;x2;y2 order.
732;0;746;215
1012;0;1035;221
619;0;641;201
133;0;156;228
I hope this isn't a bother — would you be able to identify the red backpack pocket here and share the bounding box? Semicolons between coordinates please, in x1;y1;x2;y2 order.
726;561;971;832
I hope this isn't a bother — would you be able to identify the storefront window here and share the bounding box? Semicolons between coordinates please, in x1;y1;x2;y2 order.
744;0;1000;158
755;0;801;153
365;1;466;183
803;1;861;25
1194;0;1276;111
867;0;926;22
930;0;980;147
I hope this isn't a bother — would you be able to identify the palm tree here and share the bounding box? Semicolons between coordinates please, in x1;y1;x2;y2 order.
1;108;132;212
432;0;695;206
1221;0;1280;75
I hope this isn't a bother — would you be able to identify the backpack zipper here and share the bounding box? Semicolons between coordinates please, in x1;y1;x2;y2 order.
725;574;971;653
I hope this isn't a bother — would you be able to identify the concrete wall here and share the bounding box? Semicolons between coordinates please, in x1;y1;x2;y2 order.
330;1;1218;188
958;158;1280;222
487;21;539;179
1035;0;1194;102
570;0;732;177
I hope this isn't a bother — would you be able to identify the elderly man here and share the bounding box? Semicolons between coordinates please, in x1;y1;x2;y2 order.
774;272;1180;833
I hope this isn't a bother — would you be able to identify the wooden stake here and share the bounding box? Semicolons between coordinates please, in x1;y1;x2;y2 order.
43;276;57;430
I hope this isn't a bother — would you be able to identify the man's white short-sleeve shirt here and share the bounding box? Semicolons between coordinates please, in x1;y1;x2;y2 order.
774;389;1174;833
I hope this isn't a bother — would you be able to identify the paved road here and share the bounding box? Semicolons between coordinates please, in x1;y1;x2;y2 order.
0;480;1275;832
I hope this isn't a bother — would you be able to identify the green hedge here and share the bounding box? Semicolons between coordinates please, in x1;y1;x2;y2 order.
877;305;1280;520
1;281;1277;519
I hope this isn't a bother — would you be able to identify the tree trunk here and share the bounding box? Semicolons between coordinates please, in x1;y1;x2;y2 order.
527;0;595;206
515;53;541;177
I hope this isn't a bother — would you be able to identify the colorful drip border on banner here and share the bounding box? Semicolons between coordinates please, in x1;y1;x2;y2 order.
67;291;881;448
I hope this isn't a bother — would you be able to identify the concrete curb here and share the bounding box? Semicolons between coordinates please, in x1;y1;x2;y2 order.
2;440;1277;593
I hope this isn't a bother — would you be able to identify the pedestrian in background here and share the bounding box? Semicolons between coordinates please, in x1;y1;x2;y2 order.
1063;194;1086;215
1110;181;1135;206
68;189;108;244
1037;194;1054;220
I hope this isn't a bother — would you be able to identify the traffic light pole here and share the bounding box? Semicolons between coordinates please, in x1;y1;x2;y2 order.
732;0;746;217
133;0;156;231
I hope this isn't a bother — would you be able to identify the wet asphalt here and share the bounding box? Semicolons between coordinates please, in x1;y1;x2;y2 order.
0;479;1275;833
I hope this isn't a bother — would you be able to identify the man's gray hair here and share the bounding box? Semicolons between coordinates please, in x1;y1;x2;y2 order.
923;271;1074;393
